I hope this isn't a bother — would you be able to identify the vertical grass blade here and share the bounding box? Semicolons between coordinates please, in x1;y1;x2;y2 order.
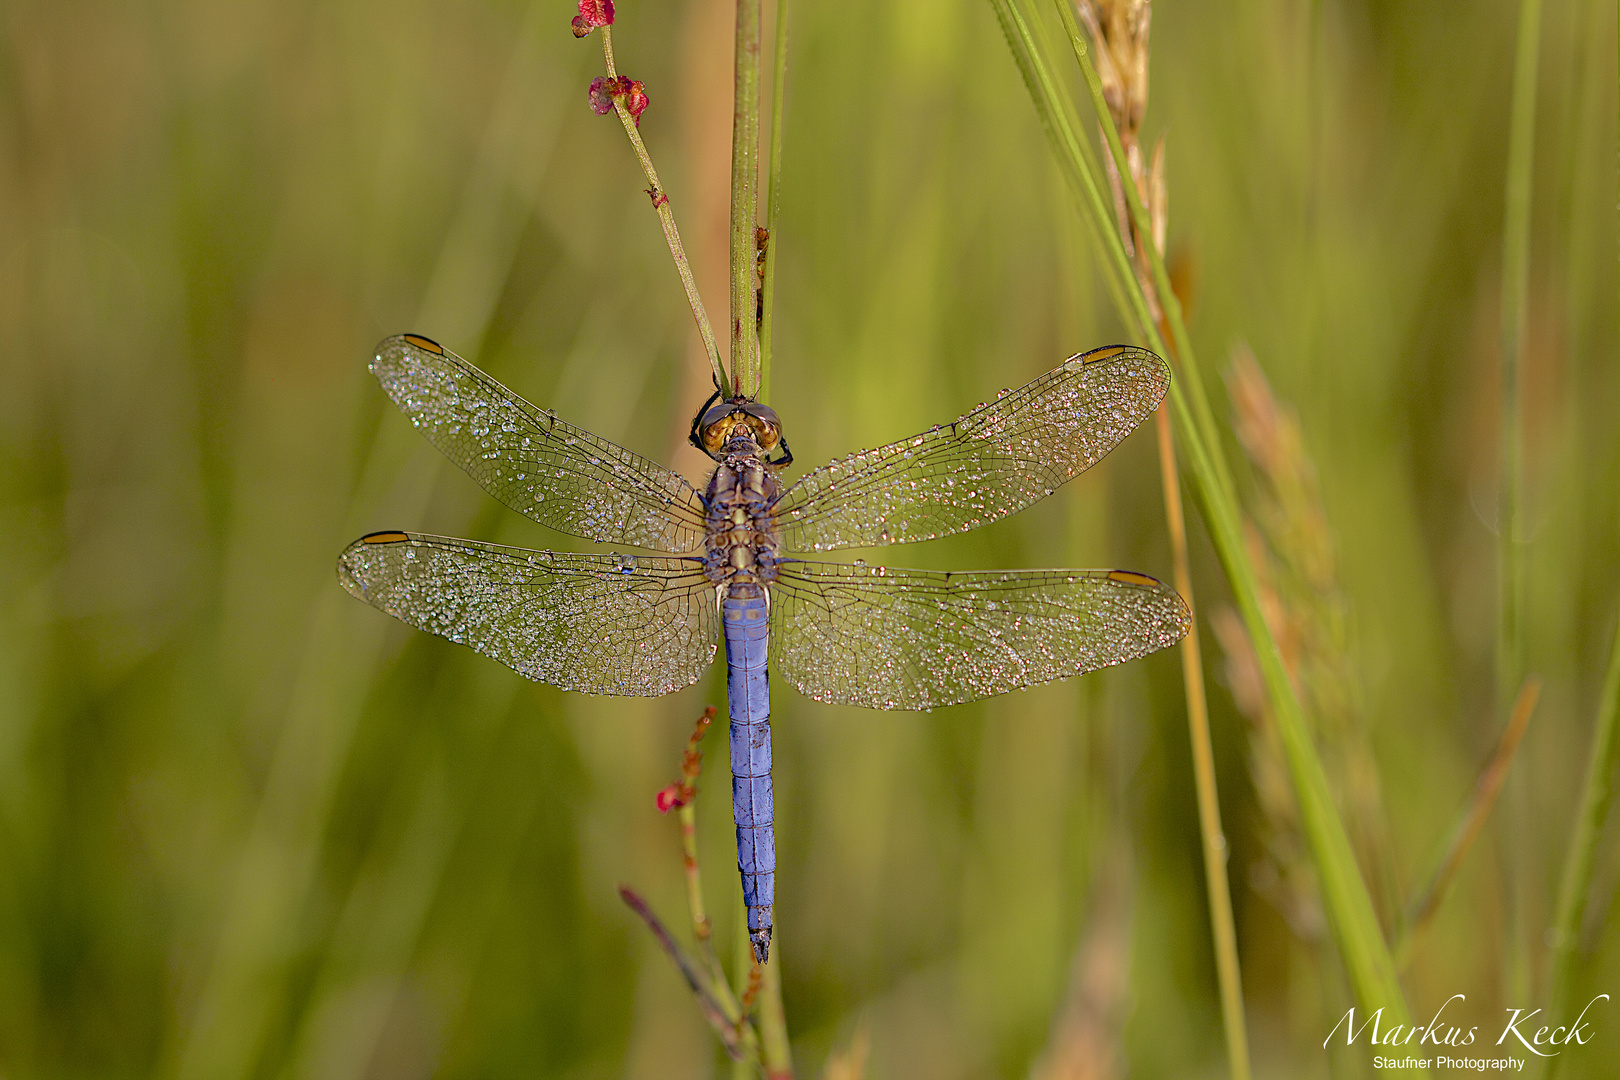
758;0;791;404
740;5;792;1073
730;0;764;398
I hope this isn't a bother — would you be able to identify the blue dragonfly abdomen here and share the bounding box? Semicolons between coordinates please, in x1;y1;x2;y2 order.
723;590;775;963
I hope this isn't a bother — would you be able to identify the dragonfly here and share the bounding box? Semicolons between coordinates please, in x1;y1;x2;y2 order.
338;333;1190;964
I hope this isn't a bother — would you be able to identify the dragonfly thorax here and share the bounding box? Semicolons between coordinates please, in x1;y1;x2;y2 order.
703;450;781;591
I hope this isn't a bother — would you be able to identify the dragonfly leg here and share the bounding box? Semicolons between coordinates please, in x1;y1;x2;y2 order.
724;589;775;964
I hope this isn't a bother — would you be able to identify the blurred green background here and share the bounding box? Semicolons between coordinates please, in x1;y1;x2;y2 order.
1;0;1616;1076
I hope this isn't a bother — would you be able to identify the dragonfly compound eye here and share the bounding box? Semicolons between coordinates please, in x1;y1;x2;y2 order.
742;414;781;450
739;403;782;450
698;403;738;452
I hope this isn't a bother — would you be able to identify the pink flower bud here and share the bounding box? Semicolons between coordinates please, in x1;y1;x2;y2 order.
655;783;685;814
571;0;614;37
588;76;616;116
620;78;649;125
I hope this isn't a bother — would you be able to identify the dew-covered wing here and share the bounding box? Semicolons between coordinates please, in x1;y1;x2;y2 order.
770;561;1189;710
338;531;717;696
373;335;708;553
772;346;1169;553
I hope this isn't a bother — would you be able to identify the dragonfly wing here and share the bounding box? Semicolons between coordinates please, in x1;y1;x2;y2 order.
773;345;1168;552
338;532;717;696
770;560;1189;710
374;335;708;553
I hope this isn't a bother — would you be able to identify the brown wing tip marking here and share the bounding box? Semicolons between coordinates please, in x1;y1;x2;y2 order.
1082;344;1131;364
401;334;445;355
360;531;411;545
1107;569;1162;587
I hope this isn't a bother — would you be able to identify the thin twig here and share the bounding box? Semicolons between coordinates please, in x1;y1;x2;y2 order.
600;27;728;393
618;886;759;1061
661;706;733;988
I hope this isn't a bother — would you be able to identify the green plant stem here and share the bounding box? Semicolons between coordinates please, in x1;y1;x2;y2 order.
759;937;794;1078
758;0;790;404
679;798;709;939
601;28;728;394
992;0;1415;1041
730;0;764;398
1542;619;1620;1080
679;794;735;993
734;2;792;1072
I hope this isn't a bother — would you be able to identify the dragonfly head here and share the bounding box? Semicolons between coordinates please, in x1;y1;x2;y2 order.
689;393;786;462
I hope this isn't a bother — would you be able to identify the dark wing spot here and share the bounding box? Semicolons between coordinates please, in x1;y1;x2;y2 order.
401;334;445;355
1082;344;1130;364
